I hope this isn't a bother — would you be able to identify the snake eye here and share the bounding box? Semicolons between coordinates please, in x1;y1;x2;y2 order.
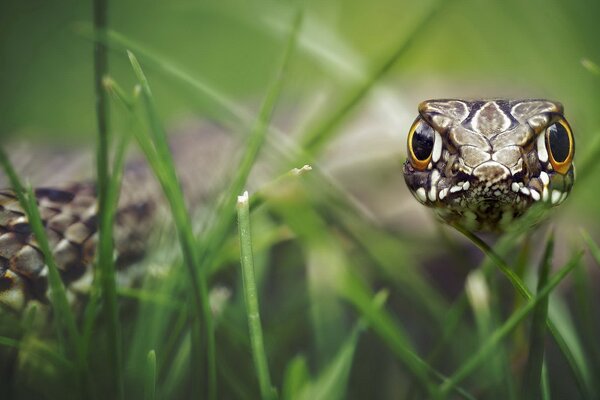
408;118;436;170
545;119;574;174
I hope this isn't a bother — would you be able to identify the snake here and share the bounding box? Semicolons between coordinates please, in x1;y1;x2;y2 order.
0;124;237;313
0;99;576;312
403;99;575;231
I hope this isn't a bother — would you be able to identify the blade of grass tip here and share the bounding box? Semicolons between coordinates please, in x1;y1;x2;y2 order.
0;149;82;356
340;275;439;397
237;191;277;400
145;350;157;400
521;232;553;399
541;362;551;400
439;250;583;396
297;321;364;400
296;291;386;400
127;51;214;398
298;0;457;155
282;355;310;400
581;57;600;75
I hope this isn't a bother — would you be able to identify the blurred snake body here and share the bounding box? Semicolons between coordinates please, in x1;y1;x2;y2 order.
0;124;236;313
403;99;575;231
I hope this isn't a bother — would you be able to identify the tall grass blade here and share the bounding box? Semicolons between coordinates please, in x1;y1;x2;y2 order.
297;322;364;400
439;250;583;396
237;191;277;400
127;52;215;398
282;355;310;400
521;233;553;398
145;350;157;400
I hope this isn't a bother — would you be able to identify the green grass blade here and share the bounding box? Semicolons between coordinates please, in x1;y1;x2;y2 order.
93;0;123;391
145;350;157;400
439;250;583;396
127;52;215;398
521;233;553;399
297;322;364;400
298;0;457;155
282;355;310;400
453;223;593;397
237;191;277;400
582;229;600;267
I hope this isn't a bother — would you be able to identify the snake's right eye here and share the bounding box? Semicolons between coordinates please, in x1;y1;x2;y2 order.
408;118;436;170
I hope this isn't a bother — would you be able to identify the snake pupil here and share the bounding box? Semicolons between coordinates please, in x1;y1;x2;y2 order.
547;122;570;163
411;123;435;161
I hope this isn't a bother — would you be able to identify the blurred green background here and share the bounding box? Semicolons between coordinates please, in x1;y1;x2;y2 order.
2;0;600;399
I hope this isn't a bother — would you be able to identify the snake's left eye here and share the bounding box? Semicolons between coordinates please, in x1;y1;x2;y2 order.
545;119;574;174
408;118;436;170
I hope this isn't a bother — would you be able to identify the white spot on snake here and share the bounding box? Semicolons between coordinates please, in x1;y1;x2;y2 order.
511;182;520;192
431;169;440;185
494;190;502;196
540;171;550;185
416;188;427;203
537;132;548;163
428;185;437;201
530;189;540;201
450;185;463;193
551;190;561;204
542;187;549;202
432;132;442;162
462;181;470;190
559;192;568;203
439;188;449;200
520;187;530;196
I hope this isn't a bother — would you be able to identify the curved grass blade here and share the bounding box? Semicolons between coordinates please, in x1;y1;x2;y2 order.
439;250;583;396
521;233;553;399
453;224;593;398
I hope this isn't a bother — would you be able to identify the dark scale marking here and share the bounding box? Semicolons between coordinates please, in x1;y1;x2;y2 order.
35;188;75;203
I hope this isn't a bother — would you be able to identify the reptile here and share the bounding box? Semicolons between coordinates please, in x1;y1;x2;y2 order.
0;99;577;312
403;99;575;231
0;123;238;313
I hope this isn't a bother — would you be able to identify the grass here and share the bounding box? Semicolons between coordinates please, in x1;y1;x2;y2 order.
2;1;600;399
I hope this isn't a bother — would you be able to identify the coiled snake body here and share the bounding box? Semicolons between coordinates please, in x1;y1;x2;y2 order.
403;99;575;231
0;124;236;312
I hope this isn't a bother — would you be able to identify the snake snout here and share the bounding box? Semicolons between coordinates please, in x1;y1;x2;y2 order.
472;161;511;186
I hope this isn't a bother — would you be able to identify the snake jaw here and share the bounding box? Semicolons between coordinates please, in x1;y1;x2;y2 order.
404;99;575;231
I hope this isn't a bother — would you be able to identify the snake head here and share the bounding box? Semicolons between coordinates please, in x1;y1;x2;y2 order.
403;99;575;231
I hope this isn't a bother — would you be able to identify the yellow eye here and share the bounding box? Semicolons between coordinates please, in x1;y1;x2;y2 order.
545;119;574;175
407;118;435;170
